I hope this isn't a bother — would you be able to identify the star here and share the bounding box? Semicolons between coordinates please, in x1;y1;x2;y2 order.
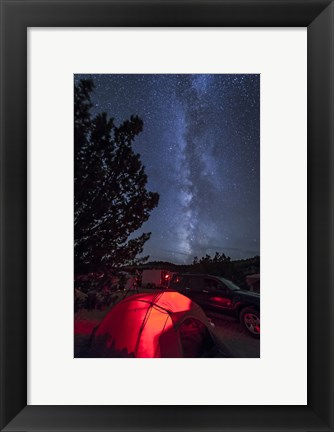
74;73;260;263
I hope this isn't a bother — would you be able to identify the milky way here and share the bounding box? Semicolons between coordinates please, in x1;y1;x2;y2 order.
75;74;260;263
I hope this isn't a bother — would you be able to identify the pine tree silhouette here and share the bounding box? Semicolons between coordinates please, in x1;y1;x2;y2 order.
74;79;159;275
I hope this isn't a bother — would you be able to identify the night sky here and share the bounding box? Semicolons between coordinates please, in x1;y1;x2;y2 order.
75;74;260;264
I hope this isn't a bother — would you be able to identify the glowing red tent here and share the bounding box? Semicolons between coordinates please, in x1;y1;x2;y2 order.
90;291;219;358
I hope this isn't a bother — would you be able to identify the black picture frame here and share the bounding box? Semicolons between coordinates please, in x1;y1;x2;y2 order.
1;0;333;431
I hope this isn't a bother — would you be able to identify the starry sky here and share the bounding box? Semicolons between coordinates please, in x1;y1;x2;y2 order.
75;74;260;264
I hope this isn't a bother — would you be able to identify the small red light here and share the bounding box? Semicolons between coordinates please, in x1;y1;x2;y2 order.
165;274;170;280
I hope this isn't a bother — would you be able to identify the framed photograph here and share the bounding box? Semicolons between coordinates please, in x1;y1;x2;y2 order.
1;0;333;431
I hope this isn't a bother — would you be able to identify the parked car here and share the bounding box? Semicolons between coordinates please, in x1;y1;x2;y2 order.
169;273;260;338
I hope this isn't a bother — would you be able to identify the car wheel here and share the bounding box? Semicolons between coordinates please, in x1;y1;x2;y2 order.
240;307;260;338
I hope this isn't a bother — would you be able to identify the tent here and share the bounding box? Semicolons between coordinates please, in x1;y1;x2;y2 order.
90;291;222;358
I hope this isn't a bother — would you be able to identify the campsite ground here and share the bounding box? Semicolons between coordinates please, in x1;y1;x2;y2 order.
74;288;260;358
205;312;260;358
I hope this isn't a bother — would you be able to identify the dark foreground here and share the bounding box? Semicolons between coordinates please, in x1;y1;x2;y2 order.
74;289;260;358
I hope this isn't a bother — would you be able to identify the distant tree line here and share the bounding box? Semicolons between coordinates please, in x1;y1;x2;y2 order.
129;254;260;289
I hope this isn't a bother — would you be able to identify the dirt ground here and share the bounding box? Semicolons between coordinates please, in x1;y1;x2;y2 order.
74;288;260;358
206;312;260;358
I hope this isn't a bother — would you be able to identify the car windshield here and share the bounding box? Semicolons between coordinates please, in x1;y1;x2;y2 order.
218;277;241;291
